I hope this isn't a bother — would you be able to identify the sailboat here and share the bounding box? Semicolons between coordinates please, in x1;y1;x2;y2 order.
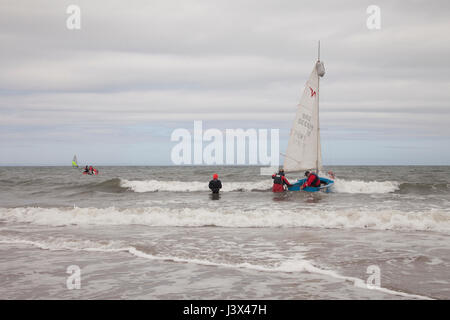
72;155;79;168
283;42;334;192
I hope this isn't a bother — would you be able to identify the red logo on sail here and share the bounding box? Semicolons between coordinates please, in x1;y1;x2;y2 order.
309;87;316;97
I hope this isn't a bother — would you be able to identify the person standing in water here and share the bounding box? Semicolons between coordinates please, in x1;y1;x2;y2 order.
209;173;222;194
272;169;292;192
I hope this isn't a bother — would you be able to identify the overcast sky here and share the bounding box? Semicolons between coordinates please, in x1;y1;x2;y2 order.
0;0;449;165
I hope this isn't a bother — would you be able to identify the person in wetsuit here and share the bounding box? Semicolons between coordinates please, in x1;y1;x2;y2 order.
209;173;222;194
83;166;91;174
272;169;292;192
301;171;321;190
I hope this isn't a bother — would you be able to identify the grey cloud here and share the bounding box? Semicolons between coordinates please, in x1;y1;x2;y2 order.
0;0;449;164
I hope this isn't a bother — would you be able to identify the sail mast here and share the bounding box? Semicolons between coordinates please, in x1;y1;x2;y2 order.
283;43;325;173
316;41;320;174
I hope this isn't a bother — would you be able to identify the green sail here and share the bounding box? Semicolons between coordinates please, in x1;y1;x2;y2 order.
72;155;79;168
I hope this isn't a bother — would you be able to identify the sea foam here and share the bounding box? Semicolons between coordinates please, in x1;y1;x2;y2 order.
0;235;431;300
119;178;400;194
1;206;448;232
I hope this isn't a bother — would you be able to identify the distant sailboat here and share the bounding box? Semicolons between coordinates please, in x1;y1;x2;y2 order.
72;155;79;168
283;42;334;192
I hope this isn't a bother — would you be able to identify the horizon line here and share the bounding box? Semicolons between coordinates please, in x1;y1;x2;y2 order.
0;164;449;167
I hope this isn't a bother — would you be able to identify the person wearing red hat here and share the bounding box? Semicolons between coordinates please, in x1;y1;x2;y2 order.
209;173;222;194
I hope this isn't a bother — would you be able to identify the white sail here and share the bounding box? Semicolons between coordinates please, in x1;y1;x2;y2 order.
283;61;324;173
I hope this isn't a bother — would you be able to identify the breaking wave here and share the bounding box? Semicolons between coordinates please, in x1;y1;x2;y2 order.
1;206;448;232
332;179;400;194
119;178;400;194
0;236;431;300
119;179;271;192
0;176;405;194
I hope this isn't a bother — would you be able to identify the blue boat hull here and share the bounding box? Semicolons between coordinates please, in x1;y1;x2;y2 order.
287;177;334;193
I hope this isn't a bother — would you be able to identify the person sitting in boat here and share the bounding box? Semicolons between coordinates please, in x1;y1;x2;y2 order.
301;171;321;189
209;173;222;194
89;166;94;174
83;166;90;174
272;169;292;192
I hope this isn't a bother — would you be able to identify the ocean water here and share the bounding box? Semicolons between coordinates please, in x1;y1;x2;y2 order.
0;166;449;299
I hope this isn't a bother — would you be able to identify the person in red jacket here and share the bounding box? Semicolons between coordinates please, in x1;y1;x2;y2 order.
272;169;292;192
301;171;321;190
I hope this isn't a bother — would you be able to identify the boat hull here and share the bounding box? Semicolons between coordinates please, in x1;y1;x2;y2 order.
288;177;334;193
